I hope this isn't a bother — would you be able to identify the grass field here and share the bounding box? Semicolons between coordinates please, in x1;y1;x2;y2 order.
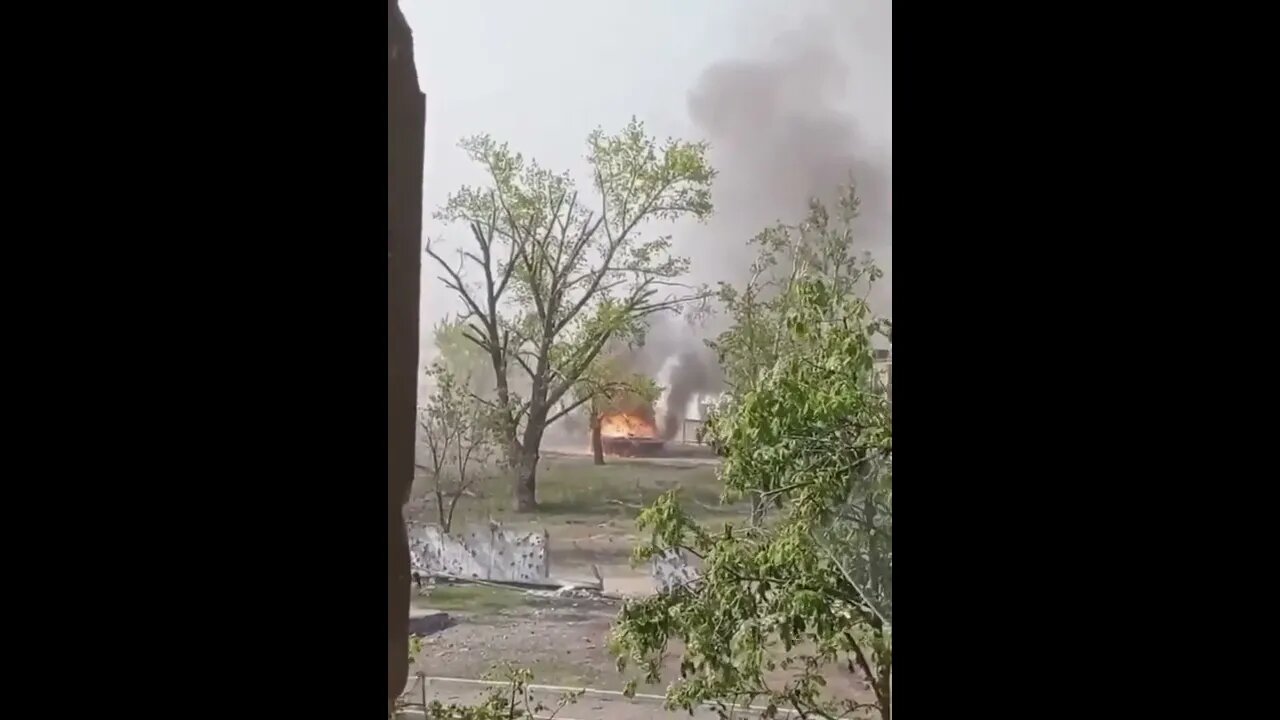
411;452;729;521
408;452;743;576
413;583;535;614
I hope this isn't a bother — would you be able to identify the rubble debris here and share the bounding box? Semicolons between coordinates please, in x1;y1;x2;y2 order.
524;585;614;601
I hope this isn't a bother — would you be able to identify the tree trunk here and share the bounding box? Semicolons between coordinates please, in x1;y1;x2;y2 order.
513;449;538;512
590;410;605;465
875;667;891;720
511;407;546;512
749;494;765;527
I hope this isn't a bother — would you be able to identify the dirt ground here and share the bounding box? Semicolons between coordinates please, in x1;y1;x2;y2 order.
403;453;877;712
408;584;621;687
406;582;876;711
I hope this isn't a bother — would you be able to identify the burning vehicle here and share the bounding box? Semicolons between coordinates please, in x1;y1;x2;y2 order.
597;407;666;457
586;347;728;459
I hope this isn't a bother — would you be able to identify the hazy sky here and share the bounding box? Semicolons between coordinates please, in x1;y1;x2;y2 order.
400;0;891;363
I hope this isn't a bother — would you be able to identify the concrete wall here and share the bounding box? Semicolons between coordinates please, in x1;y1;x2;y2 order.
651;549;699;593
409;523;550;583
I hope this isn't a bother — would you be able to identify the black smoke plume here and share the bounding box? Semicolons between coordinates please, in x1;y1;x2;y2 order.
650;1;891;429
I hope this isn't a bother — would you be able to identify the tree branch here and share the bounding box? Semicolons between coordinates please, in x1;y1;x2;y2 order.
461;327;493;352
489;186;549;323
556;195;607;294
550;170;670;337
510;348;537;380
815;532;889;630
546;393;595;427
545;318;625;409
424;241;489;327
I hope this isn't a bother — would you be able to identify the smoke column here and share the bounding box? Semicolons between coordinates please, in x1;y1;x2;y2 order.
684;0;892;314
641;1;892;433
623;315;722;440
557;2;892;444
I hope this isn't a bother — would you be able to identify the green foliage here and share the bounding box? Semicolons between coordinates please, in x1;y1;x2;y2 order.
426;117;717;508
708;184;888;397
409;665;582;720
610;187;893;720
572;350;661;416
706;183;888;524
434;317;496;394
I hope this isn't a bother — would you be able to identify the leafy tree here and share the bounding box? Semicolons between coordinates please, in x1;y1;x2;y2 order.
426;118;715;510
707;185;887;524
611;189;893;720
419;363;497;533
432;317;496;394
709;184;886;396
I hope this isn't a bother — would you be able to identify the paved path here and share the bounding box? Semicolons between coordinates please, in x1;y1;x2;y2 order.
398;676;795;720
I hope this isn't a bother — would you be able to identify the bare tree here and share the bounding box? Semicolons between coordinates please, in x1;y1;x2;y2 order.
426;118;716;510
419;363;496;533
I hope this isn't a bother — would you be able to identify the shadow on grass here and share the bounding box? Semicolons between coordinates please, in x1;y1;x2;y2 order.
411;455;747;526
414;583;534;614
532;460;731;517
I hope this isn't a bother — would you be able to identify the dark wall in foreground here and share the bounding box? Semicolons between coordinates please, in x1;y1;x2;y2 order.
388;0;424;712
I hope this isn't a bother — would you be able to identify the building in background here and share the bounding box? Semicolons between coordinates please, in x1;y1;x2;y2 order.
873;348;892;403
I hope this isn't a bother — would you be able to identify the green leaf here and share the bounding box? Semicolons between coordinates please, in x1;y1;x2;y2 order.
610;182;892;720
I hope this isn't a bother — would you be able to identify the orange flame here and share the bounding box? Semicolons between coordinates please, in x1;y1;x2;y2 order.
599;412;658;439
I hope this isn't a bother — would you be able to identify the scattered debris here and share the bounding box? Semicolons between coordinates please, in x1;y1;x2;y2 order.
526;584;610;601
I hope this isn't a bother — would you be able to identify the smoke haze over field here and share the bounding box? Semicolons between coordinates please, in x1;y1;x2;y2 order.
642;0;893;429
683;0;892;316
404;0;891;432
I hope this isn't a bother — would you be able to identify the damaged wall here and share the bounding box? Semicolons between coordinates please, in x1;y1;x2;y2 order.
651;548;699;593
409;523;550;583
